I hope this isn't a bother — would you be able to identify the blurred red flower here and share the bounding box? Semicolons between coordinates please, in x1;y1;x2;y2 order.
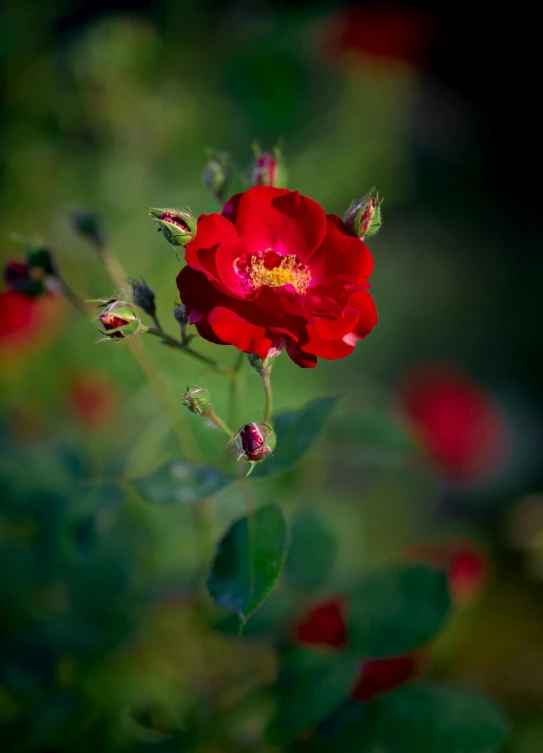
66;371;120;430
398;364;508;483
0;289;63;362
294;597;347;648
176;186;377;368
294;597;419;700
351;654;420;700
325;4;438;70
405;540;490;605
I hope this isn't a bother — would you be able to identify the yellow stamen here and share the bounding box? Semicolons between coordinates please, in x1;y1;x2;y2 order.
249;253;311;295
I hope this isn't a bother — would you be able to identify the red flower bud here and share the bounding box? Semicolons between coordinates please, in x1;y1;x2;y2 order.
147;207;196;248
251;149;288;188
97;300;141;340
344;188;383;239
232;422;277;463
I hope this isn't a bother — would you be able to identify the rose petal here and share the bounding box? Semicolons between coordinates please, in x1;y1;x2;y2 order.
231;186;327;259
308;215;374;285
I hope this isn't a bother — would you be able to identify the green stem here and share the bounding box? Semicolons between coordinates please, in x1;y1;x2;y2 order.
145;326;235;377
206;410;235;439
261;368;273;423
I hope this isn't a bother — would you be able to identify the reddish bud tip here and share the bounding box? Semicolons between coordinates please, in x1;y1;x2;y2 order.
97;300;140;340
232;422;277;463
251;149;288;188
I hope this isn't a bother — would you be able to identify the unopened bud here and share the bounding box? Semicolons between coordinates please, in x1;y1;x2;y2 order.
183;386;213;416
147;207;196;247
71;209;104;248
97;299;140;340
232;422;276;463
128;278;156;318
173;303;187;325
344;189;383;239
251;147;288;188
26;245;57;276
4;261;45;297
203;150;230;201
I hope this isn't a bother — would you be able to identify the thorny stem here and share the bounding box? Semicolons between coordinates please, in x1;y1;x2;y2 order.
261;368;273;423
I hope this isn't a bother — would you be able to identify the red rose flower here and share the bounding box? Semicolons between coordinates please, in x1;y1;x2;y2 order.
294;597;420;700
294;597;347;648
398;363;508;483
324;4;438;71
404;540;490;605
176;186;377;368
351;654;420;701
66;371;120;430
0;290;63;362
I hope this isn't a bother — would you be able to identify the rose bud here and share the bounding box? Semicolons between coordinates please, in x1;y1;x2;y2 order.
173;303;188;325
71;208;104;249
183;386;213;416
247;351;281;379
344;188;383;239
128;278;156;318
27;245;57;277
173;303;190;343
147;207;196;248
203;151;230;201
4;261;45;297
251;148;288;188
97;299;141;340
233;422;276;463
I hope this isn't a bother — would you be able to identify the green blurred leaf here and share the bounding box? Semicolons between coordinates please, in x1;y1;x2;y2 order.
313;684;509;753
286;511;337;592
132;460;232;505
348;565;451;657
335;411;418;453
207;504;289;624
266;648;359;745
252;396;339;478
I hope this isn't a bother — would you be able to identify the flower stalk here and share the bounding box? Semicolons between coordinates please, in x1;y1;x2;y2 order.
261;369;273;424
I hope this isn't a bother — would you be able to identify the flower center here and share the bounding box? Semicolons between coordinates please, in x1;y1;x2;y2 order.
238;250;311;295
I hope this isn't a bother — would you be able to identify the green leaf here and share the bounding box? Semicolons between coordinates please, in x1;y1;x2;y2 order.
348;565;451;657
133;460;232;505
335;411;419;454
207;504;289;624
252;396;339;478
314;684;509;753
266;648;359;745
286;512;337;592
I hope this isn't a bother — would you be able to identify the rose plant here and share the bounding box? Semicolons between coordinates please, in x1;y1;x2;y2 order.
1;146;510;753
